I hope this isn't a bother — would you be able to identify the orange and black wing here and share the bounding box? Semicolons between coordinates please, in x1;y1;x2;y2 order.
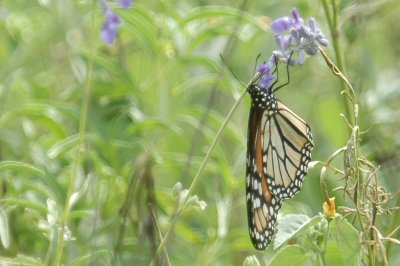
246;106;282;250
261;100;313;201
246;99;313;250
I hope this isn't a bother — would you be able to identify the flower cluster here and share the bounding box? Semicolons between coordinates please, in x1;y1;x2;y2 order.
100;0;133;45
257;7;329;89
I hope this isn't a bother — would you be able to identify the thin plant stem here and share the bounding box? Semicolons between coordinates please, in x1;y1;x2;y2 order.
318;47;356;103
320;220;330;266
151;74;259;265
53;5;96;265
386;197;400;256
320;0;353;126
150;203;171;266
352;127;373;265
180;0;250;185
318;47;377;265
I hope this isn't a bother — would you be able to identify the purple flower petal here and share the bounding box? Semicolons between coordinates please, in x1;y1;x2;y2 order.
268;7;329;66
101;10;121;45
257;58;276;89
297;50;305;65
257;62;272;73
318;38;329;47
297;25;310;38
308;17;316;32
291;7;301;23
291;7;304;29
107;10;121;25
277;34;292;52
305;42;318;56
259;72;275;89
275;35;284;52
271;17;294;34
291;29;300;44
118;0;133;9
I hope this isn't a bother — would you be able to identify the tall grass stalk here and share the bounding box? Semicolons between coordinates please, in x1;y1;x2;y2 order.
53;5;96;265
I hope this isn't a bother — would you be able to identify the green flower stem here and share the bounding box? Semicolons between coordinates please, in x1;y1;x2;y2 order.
320;0;353;126
320;219;330;266
318;44;376;265
53;6;96;265
152;75;259;265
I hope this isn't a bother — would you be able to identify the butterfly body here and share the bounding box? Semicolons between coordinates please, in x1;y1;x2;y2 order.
246;84;313;250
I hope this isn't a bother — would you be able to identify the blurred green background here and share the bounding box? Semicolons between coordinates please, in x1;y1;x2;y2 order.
0;0;399;265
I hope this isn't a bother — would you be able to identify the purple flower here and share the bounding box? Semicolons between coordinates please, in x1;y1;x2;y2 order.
99;0;133;45
257;62;272;73
270;17;295;34
290;29;305;65
257;58;276;89
101;9;121;45
307;18;329;47
255;7;329;88
273;34;295;65
293;17;328;57
118;0;133;8
259;72;275;89
270;7;303;34
269;7;329;65
291;8;302;24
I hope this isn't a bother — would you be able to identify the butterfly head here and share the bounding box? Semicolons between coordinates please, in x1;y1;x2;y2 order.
247;84;276;110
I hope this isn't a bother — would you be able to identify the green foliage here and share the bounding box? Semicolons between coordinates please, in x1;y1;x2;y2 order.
0;0;399;265
269;245;308;266
273;214;321;249
243;255;260;266
326;217;360;265
0;207;10;249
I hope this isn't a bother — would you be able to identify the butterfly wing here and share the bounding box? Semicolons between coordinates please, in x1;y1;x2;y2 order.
246;85;313;250
246;106;283;250
261;99;313;201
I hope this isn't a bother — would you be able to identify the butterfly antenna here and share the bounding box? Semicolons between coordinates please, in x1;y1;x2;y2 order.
220;53;246;87
252;53;262;77
272;51;294;93
268;53;280;89
272;53;279;75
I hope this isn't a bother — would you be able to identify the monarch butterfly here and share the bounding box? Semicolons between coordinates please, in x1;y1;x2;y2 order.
246;60;313;250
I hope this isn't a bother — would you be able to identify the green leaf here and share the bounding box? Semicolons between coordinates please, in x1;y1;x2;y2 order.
0;207;10;248
269;245;308;266
325;216;360;266
68;175;91;209
0;103;71;138
2;198;47;213
68;250;112;266
0;254;42;266
325;241;344;265
243;255;260;266
119;5;158;56
47;134;80;159
0;161;44;175
180;6;262;29
274;214;322;249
